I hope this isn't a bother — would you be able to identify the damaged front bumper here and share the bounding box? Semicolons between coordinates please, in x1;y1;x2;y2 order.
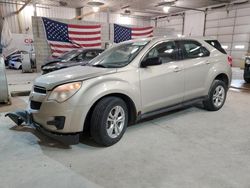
5;110;80;145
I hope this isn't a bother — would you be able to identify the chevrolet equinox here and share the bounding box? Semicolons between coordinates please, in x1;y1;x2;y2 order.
6;37;232;146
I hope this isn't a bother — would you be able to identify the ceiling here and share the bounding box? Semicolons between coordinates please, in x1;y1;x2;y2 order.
2;0;248;18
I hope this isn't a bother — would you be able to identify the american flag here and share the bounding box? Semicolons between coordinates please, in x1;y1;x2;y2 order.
114;24;153;43
42;17;101;57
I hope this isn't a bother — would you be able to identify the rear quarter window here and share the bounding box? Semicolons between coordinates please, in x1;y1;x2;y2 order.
178;40;210;59
205;40;227;54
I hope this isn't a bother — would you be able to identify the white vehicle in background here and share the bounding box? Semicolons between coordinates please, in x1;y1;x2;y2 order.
6;37;232;147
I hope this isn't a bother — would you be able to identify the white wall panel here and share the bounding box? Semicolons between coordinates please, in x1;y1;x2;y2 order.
234;25;250;34
231;51;247;59
233;34;250;42
218;26;234;35
232;42;249;50
205;28;218;36
184;11;205;36
156;16;183;35
206;20;219;28
206;10;236;20
219;18;235;27
0;4;19;33
236;7;250;17
235;16;250;25
217;35;233;43
36;6;75;19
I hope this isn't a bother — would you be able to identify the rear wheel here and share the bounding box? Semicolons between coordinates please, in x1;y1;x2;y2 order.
90;97;128;146
203;80;227;111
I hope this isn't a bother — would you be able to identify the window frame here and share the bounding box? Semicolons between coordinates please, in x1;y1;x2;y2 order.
140;40;180;67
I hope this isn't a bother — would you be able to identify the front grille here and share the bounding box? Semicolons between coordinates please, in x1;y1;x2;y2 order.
30;101;42;110
34;86;46;94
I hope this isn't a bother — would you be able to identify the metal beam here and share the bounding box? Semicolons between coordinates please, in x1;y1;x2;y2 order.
171;5;205;12
15;0;32;14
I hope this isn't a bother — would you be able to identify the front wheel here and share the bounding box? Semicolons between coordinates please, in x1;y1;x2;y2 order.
203;80;227;111
90;97;128;146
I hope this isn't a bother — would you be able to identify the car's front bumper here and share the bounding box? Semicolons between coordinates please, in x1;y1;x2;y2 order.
5;110;80;145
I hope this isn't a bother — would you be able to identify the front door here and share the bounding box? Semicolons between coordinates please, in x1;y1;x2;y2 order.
139;41;185;113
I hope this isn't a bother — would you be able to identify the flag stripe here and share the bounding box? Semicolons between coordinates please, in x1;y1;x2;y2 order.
68;27;101;33
132;34;153;39
79;43;102;47
132;28;153;34
72;40;102;45
132;27;153;31
68;31;101;35
132;30;153;36
69;34;101;39
68;24;101;29
69;37;101;41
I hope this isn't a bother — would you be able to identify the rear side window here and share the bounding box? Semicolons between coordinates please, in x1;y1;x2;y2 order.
179;40;210;59
205;40;227;54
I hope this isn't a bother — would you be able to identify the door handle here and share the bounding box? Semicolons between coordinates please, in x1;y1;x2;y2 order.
173;66;182;72
205;60;210;65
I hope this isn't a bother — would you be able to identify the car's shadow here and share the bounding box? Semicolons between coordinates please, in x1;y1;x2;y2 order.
9;103;205;149
9;125;71;149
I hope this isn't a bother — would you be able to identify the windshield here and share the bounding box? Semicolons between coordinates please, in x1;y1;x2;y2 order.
89;41;149;68
59;50;80;61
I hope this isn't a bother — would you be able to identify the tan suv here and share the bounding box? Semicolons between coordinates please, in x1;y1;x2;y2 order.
6;37;232;146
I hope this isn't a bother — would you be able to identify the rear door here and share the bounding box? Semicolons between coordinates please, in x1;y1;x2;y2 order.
176;40;211;101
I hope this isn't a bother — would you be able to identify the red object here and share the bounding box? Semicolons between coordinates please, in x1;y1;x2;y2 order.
228;56;233;67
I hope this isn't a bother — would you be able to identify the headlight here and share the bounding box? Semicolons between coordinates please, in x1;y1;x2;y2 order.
246;59;250;65
48;82;82;103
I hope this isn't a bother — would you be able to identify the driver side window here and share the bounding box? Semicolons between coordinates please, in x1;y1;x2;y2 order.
74;54;83;62
144;41;177;64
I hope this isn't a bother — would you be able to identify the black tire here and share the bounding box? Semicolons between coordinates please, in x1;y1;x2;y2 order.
203;80;227;111
244;76;250;83
90;97;128;146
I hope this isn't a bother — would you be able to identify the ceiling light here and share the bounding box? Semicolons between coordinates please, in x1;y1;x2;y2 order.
92;6;100;12
163;6;170;13
222;45;228;49
235;45;245;49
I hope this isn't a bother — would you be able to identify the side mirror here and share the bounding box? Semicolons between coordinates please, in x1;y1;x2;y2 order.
141;57;162;68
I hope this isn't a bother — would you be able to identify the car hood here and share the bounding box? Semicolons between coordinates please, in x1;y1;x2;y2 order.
43;58;62;65
35;65;116;90
43;60;90;69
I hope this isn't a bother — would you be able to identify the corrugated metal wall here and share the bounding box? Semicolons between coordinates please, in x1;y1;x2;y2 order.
0;3;19;33
155;15;184;35
81;8;151;26
0;3;76;34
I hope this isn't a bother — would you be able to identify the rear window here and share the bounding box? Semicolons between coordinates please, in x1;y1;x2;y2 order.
205;40;227;54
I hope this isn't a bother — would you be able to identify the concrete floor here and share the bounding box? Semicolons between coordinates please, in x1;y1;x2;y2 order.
1;68;250;188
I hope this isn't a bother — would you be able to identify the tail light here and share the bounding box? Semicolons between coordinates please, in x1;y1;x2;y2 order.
227;56;233;67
